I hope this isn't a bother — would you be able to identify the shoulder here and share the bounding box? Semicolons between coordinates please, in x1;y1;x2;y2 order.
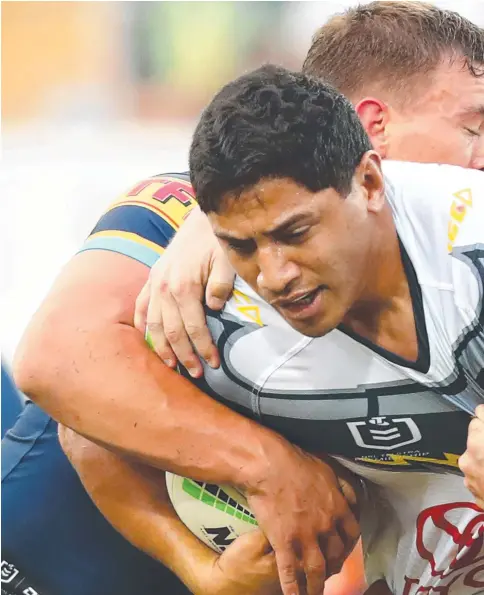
78;172;197;267
383;161;482;254
384;161;484;318
382;161;482;219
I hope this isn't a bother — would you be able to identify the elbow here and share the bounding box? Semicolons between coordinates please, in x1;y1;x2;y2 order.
12;337;51;403
12;316;65;408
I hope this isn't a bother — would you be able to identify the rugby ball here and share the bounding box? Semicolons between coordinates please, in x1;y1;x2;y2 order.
165;472;258;553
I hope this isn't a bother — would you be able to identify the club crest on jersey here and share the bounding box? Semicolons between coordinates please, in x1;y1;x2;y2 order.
1;561;19;584
347;416;422;450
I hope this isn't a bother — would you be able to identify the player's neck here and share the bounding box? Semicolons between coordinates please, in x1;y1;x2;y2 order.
342;221;419;363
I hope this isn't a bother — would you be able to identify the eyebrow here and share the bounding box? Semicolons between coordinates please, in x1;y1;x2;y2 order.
215;212;313;242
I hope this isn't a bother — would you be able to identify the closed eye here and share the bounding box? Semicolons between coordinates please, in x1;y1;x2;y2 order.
277;227;311;244
464;127;481;137
226;238;256;255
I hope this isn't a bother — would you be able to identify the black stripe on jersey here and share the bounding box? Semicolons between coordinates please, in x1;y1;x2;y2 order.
202;309;439;405
177;310;468;473
258;380;431;400
90;205;177;249
260;409;469;463
437;246;484;401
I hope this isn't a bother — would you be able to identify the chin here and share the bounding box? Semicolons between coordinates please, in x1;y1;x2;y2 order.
289;317;337;338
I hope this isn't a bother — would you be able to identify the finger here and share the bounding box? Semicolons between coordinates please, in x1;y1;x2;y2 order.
145;287;178;368
338;508;360;553
459;451;472;476
322;531;346;577
227;529;272;557
468;416;483;437
206;254;235;310
274;548;301;595
475;497;484;510
159;293;204;378
134;280;151;333
475;405;484;422
303;545;326;595
465;479;480;500
177;296;220;368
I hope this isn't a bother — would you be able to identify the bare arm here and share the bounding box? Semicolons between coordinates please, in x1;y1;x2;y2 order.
13;176;360;595
59;425;282;595
13;250;282;485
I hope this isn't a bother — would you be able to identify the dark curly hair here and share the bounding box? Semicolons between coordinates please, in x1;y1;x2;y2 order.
189;65;372;213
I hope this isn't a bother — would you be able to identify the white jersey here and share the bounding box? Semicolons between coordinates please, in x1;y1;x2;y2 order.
193;162;484;593
83;164;484;593
382;161;483;416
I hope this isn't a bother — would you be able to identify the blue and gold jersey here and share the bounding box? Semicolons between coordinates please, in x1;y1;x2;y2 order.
79;173;195;266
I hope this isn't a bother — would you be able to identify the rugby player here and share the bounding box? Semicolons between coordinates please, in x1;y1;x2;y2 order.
62;65;484;595
8;3;484;595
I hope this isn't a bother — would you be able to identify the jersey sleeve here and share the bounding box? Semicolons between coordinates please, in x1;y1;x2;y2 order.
78;173;197;266
449;170;484;392
449;169;484;313
449;168;484;252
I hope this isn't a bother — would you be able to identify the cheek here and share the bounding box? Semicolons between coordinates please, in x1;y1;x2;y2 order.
228;256;259;287
389;118;472;166
414;124;471;167
310;236;360;283
431;132;473;167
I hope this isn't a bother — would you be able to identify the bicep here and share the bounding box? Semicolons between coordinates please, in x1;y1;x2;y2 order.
14;173;197;374
39;249;150;328
14;250;150;380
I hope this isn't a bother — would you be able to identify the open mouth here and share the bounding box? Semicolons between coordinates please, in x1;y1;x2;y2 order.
289;289;319;306
278;287;323;319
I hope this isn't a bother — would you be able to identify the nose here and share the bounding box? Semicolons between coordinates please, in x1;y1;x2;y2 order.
256;245;300;295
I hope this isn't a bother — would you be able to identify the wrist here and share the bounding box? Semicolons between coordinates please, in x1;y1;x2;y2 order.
233;426;294;493
191;554;225;595
180;548;218;595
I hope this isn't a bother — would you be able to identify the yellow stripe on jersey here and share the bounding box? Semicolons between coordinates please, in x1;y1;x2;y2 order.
79;174;195;267
357;452;460;469
104;176;197;231
88;230;166;255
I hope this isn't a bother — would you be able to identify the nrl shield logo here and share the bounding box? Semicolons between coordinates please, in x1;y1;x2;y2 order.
347;416;422;450
1;561;19;584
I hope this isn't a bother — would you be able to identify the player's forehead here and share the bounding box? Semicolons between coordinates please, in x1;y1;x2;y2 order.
210;178;331;240
418;59;484;116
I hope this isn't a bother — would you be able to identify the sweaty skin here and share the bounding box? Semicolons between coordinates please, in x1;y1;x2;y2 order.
13;209;359;595
135;59;484;374
60;425;370;595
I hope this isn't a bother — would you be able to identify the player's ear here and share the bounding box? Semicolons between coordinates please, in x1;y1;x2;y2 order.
354;97;390;158
355;151;385;214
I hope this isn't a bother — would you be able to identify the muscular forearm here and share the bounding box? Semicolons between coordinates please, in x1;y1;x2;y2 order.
77;326;282;485
13;253;284;488
59;426;216;594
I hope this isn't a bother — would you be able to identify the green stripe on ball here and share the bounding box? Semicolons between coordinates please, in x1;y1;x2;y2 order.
145;329;155;351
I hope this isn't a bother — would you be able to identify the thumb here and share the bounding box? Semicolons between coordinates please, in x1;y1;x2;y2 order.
224;529;272;558
475;405;484;422
134;280;151;332
206;255;235;310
